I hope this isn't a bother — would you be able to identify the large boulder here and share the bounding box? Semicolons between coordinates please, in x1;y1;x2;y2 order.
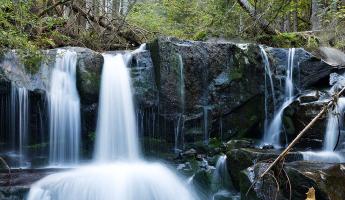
226;148;302;191
0;168;65;200
240;161;345;200
149;37;266;143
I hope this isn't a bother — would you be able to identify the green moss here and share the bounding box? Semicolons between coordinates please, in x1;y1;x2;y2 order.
258;32;320;50
229;68;243;80
26;142;48;149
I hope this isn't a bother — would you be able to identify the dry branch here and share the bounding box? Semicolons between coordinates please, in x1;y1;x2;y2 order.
237;0;277;35
69;2;143;46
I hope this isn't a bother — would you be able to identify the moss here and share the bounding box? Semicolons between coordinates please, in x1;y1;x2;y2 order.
26;142;48;149
257;32;320;50
229;68;243;80
193;31;207;41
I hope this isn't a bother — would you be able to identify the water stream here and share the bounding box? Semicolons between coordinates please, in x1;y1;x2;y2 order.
48;49;81;166
28;51;197;200
302;97;345;163
263;48;296;148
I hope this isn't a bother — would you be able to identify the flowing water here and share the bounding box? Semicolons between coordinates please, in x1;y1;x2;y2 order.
260;46;276;136
211;155;239;200
302;97;345;163
174;54;185;152
94;54;139;161
263;48;296;148
9;84;29;167
48;49;81;166
28;52;197;200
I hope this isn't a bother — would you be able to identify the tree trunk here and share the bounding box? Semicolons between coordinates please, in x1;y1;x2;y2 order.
311;0;321;30
293;0;298;32
236;0;276;35
284;12;291;32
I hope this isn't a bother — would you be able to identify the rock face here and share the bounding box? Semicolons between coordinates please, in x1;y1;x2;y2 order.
0;37;341;162
240;161;345;200
226;147;302;191
0;168;65;200
149;37;266;144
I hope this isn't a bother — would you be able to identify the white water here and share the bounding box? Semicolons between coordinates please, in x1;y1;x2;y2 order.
94;54;139;161
174;54;185;152
204;106;209;144
28;52;197;200
10;84;29;167
260;46;276;135
302;97;345;163
28;162;195;200
263;48;296;147
211;155;239;200
48;49;81;166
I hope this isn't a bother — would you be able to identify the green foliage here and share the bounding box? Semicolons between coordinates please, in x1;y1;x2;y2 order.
0;0;68;73
128;0;244;40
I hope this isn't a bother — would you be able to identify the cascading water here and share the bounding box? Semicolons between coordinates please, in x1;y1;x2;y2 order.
94;54;139;161
174;54;185;152
263;48;296;148
28;50;198;200
203;106;209;144
302;97;345;163
48;49;81;166
211;155;239;200
260;46;276;136
9;84;29;167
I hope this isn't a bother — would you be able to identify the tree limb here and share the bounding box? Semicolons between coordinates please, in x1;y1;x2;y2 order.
38;0;72;17
69;2;142;46
237;0;277;35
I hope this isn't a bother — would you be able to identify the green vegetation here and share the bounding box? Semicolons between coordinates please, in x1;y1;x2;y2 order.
0;0;68;72
1;0;345;71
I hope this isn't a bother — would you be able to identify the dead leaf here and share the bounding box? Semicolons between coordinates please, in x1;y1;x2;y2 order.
306;187;316;200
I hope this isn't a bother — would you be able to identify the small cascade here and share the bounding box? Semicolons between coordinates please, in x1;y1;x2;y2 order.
263;48;297;147
259;46;276;135
28;51;197;200
203;106;209;144
9;84;29;167
324;97;345;151
94;54;139;161
302;97;345;163
211;155;239;200
174;54;185;152
48;49;81;166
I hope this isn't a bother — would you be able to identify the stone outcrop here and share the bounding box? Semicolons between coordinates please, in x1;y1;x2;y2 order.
240;161;345;200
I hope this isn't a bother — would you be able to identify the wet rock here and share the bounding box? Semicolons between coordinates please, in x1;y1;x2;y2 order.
265;47;336;90
0;168;66;199
225;139;255;152
240;161;345;200
182;148;197;158
149;36;265;142
130;49;158;108
71;47;103;105
226;148;302;190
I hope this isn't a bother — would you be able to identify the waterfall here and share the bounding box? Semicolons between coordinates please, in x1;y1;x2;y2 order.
203;106;209;144
94;54;139;161
302;97;345;163
9;84;29;167
174;54;185;152
211;155;239;200
324;97;345;151
48;49;81;166
260;46;276;135
28;51;198;200
263;48;296;147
